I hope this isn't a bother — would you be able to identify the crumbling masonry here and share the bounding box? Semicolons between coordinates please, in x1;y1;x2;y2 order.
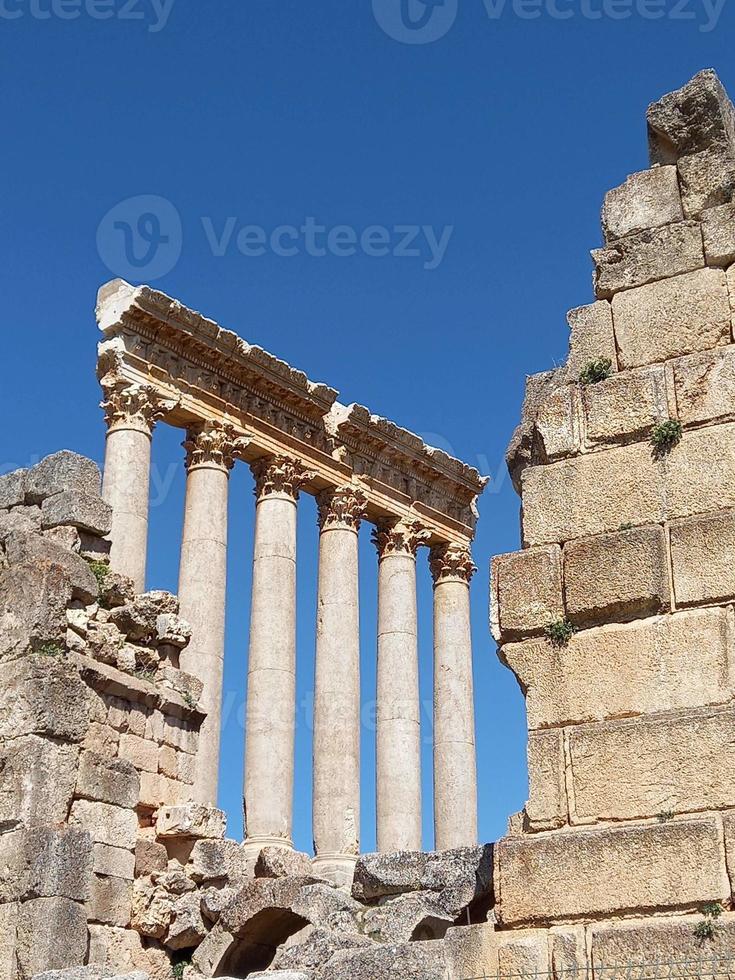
2;67;735;980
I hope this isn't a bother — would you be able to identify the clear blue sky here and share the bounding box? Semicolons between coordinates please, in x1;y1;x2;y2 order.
1;0;732;851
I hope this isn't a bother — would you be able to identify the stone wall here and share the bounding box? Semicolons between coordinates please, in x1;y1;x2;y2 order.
490;68;735;971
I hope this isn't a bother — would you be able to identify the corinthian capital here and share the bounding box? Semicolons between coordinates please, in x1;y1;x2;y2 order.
372;517;430;559
317;485;368;532
101;379;178;435
183;421;251;473
250;455;315;502
429;543;477;585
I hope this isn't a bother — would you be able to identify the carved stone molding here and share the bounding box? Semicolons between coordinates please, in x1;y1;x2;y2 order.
250;455;315;502
372;517;431;559
429;543;477;585
317;485;368;533
183;421;251;473
101;378;179;435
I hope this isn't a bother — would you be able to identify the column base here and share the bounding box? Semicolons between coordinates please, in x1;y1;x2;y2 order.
241;834;295;861
312;853;359;890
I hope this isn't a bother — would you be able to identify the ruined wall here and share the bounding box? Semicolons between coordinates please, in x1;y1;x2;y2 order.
488;68;735;973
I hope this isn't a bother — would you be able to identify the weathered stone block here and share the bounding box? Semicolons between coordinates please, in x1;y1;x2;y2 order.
582;364;668;445
490;546;564;641
647;69;735;165
189;838;249;883
0;506;42;540
0;560;72;658
495;817;728;926
76;751;140;808
0;735;79;828
0;656;90;742
134;838;168;877
156;803;226;840
570;705;735;822
533;384;579;460
26;451;102;504
602;166;683;241
526;729;567;830
23;826;93;902
679;146;735;217
673;346;735;426
255;846;314;879
505;369;567;494
501;607;733;729
361;893;453;944
566;301;618;380
109;591;179;643
42;490;112;536
166;891;207;950
592;220;703;298
69;800;137;850
591;914;735;969
0;469;25;509
612;268;731;369
88;874;132;927
119;734;159;774
5;530;98;603
92;843;135;880
88;924;172;980
0;902;18;980
521;440;663;545
564;525;670;627
701;200;735;265
15;897;89;978
670;509;735;606
319;941;447;980
663;421;735;520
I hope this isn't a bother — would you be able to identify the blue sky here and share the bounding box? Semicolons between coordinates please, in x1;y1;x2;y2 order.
1;0;733;851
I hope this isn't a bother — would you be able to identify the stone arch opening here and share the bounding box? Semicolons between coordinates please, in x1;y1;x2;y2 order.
213;909;311;978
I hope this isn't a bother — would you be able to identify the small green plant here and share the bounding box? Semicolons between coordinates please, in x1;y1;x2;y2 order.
182;691;197;709
87;560;110;595
694;902;722;943
579;357;613;385
651;420;683;456
656;810;674;823
544;619;577;648
618;522;633;532
35;642;65;658
133;668;157;684
171;957;192;980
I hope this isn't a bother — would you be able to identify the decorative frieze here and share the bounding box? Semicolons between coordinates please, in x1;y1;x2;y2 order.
250;455;315;502
101;378;179;436
316;485;368;533
372;517;431;559
183;422;251;473
429;543;477;585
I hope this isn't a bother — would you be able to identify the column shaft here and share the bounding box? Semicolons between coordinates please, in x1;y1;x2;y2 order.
102;426;152;592
431;545;478;850
312;488;366;882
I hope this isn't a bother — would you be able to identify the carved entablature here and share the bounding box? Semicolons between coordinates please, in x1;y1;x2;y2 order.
96;279;488;544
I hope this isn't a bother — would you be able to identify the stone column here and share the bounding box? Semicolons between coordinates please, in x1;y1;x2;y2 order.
100;381;176;592
312;485;367;884
430;543;478;850
243;455;314;853
373;517;430;853
178;422;249;806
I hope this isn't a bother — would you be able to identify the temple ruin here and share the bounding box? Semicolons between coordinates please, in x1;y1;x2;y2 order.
3;67;735;979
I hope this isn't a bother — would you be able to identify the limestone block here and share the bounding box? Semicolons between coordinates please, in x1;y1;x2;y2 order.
591;914;735;970
501;607;733;729
130;877;174;939
673;346;735;426
0;469;26;509
200;885;238;923
161;717;198;754
723;813;735;894
134;839;168;877
69;800;138;850
44;524;82;552
0;902;18;980
0;506;42;540
505;369;567;494
165;891;207;950
663;421;735;521
156;803;226;840
255;846;313;879
188;839;249;883
550;926;587;979
612;268;731;369
569;705;735;822
592;220;703;298
5;530;98;603
533;384;579;460
495;817;728;926
119;734;159;774
0;734;79;827
490;546;563;641
318;941;447;980
526;730;567;830
566;303;619;387
41;490;112;536
602;166;683;241
109;592;179;643
521;440;663;545
25;451;102;504
498;931;550;977
88;874;132;927
647;69;735;165
15;897;89;979
99;572;136;610
77;751;140;808
82;722;119;760
563;525;670;627
0;656;91;742
362;892;453;944
88;924;172;980
670;510;735;606
0;560;72;657
582;365;668;445
273;929;373;973
679;147;735;217
443;923;497;980
24;826;93;902
701;200;735;265
92;844;135;881
139;772;192;808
